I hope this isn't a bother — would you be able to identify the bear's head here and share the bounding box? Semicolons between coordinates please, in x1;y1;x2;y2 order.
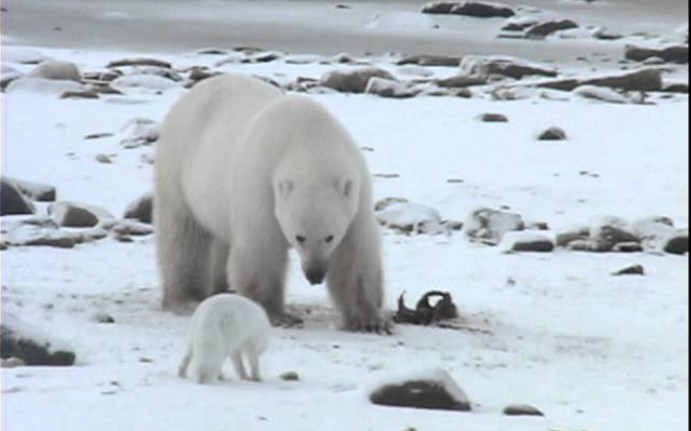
274;177;359;285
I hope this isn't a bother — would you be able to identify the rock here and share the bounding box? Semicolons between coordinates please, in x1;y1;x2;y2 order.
396;54;462;67
82;69;123;82
435;74;487;88
0;65;22;90
29;60;81;81
556;226;590;247
500;231;555;252
612;242;644;253
320;67;397;93
1;178;35;215
422;1;514;17
1;313;76;366
612;264;644;276
184;67;223;88
374;197;408;212
590;217;639;250
61;90;99;100
538;127;567;141
0;216;83;248
5;77;86;96
106;58;172;69
442;220;464;230
573;85;630;104
663;229;688;255
370;368;472;411
537;68;662;92
111;220;154;236
84;132;114;140
1;357;26;368
123;65;182;82
111;74;180;92
119;117;159;149
525;19;579;39
624;44;688;64
3;176;55;203
480;113;508;122
503;404;545;416
95;153;113;164
365;77;417;98
50;202;101;228
463;207;524;244
567;239;610;252
662;82;689;93
123;193;153;224
280;371;300;381
376;202;446;234
243;52;282;63
93;312;115;324
459;55;557;79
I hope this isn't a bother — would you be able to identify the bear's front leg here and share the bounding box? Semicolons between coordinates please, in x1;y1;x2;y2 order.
327;219;393;334
227;242;303;327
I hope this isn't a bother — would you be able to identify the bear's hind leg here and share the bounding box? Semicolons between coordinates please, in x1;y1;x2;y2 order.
155;200;212;312
209;239;230;295
232;351;248;380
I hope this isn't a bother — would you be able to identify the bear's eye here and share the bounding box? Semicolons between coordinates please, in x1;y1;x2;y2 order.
325;235;334;243
296;235;306;244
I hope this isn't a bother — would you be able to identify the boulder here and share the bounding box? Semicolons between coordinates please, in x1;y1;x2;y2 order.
499;231;555;252
525;19;579;39
663;229;688;255
50;202;113;228
459;55;557;79
123;193;153;224
320;67;397;93
463;207;524;244
29;60;81;81
1;178;35;215
1;313;76;366
624;44;688;64
370;368;471;411
365;77;417;98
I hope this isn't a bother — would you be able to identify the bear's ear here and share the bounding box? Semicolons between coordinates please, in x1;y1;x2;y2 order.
277;180;293;200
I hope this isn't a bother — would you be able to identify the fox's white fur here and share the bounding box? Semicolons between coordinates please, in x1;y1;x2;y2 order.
178;294;270;384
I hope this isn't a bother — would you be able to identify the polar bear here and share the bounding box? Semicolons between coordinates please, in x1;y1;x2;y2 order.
178;293;270;384
155;74;388;332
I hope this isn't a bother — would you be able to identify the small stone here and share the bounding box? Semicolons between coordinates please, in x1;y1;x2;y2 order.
612;264;644;276
95;154;113;164
612;242;644;252
538;127;567;141
92;312;115;324
60;90;99;100
480;113;508;122
503;404;545;416
84;132;114;140
663;229;688;255
280;371;300;381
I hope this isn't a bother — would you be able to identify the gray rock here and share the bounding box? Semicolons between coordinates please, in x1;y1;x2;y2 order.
663;229;688;255
123;193;153;224
125;66;182;82
396;54;461;67
95;153;113;164
537;68;663;92
662;82;689;93
280;371;300;381
1;178;35;215
365;77;417;98
590;217;639;249
612;242;644;253
50;202;101;228
624;44;688;64
370;368;471;411
435;74;487;88
566;239;611;252
538;127;567;140
320;67;397;93
1;313;76;366
119;118;159;149
526;19;579;39
464;207;524;244
29;60;81;81
374;197;408;212
422;1;514;17
111;220;154;236
556;226;590;247
459;55;557;79
106;57;172;69
612;263;645;276
93;312;115;324
503;404;544;416
480;113;508;122
501;231;555;252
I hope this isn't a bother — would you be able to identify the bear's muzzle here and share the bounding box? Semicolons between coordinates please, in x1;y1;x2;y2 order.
304;264;328;285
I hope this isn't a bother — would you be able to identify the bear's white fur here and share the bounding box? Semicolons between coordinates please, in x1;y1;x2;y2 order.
155;74;388;332
178;293;270;384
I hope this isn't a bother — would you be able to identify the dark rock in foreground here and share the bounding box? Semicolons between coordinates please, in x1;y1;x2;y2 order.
1;178;35;215
1;314;76;366
538;127;567;141
370;368;472;411
124;193;153;224
625;44;688;64
663;229;689;255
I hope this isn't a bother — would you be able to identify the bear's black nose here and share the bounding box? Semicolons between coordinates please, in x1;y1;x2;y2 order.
305;268;326;285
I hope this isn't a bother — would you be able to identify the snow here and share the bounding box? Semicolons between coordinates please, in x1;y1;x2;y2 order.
1;1;688;431
4;77;86;96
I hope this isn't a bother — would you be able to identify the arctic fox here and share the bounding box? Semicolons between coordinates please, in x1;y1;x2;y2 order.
178;293;271;384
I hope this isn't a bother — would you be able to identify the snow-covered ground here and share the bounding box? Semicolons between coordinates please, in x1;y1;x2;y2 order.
1;1;688;430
